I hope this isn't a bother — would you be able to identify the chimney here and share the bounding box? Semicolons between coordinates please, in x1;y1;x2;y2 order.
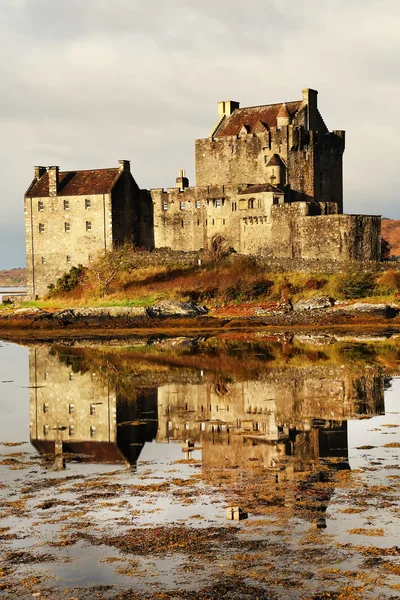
218;100;240;118
176;169;189;190
48;166;59;197
302;88;318;130
34;166;46;180
118;159;130;173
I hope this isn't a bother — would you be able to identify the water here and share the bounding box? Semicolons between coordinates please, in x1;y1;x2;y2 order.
0;286;27;303
0;335;399;598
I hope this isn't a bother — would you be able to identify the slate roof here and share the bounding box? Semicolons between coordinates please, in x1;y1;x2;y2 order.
25;168;121;197
265;154;284;167
214;100;303;137
240;183;283;195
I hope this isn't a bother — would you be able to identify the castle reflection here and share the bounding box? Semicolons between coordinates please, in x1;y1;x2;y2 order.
29;339;388;477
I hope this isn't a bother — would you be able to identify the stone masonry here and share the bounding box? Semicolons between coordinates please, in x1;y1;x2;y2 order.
24;88;381;298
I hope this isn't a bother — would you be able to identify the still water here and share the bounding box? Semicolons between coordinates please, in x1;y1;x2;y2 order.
0;335;399;599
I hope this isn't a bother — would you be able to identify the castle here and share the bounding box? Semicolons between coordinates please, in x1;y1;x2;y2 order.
24;88;381;297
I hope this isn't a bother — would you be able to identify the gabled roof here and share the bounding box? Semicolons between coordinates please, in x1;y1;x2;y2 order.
241;183;283;195
25;168;122;198
214;100;302;137
265;154;284;167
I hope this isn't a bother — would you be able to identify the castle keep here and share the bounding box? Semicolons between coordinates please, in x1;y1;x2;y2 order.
25;88;381;297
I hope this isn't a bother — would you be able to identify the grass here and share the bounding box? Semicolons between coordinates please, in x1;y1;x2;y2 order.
4;256;400;310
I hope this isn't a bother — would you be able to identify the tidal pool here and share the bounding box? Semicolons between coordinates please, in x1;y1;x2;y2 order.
0;335;399;599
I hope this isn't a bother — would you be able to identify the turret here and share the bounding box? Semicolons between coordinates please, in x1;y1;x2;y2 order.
276;102;291;128
176;169;189;191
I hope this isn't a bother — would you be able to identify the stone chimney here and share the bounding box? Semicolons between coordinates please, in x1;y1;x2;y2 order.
48;166;59;197
118;159;130;173
176;169;189;190
34;166;46;180
218;100;240;118
302;88;318;131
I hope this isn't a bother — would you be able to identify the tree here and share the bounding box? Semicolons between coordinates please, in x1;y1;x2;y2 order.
89;242;137;297
381;237;392;261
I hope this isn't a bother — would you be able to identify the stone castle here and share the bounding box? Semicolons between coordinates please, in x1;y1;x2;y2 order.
24;88;381;297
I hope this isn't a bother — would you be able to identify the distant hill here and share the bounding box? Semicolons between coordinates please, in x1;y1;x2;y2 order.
381;219;400;257
0;268;27;287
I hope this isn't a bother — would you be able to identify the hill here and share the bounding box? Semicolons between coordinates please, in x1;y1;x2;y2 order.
0;268;27;287
381;219;400;257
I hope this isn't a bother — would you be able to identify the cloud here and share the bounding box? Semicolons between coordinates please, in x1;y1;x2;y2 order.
1;0;400;267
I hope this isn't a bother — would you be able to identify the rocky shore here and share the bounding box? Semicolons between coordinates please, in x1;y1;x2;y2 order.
1;297;400;341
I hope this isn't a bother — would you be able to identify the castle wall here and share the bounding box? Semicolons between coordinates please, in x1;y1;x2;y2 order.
25;191;113;297
151;185;279;253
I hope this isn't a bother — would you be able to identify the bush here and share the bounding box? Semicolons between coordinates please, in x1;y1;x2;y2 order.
304;278;328;291
336;270;376;299
47;265;87;297
376;270;400;294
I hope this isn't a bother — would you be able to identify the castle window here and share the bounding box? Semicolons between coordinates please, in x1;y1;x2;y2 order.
214;198;222;208
85;199;91;209
197;219;200;226
181;220;184;228
231;202;237;211
257;198;262;209
64;222;70;232
195;200;201;209
90;426;96;437
264;155;269;165
43;403;49;413
239;199;247;210
66;255;71;264
180;201;185;210
90;403;96;415
64;200;70;210
205;219;208;225
86;221;92;231
38;201;44;211
212;219;215;225
248;198;255;209
223;219;226;225
69;425;75;437
43;425;49;436
88;254;93;263
41;257;46;264
162;202;168;210
69;403;75;414
38;223;45;233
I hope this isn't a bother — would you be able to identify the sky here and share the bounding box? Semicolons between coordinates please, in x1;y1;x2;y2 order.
1;0;399;269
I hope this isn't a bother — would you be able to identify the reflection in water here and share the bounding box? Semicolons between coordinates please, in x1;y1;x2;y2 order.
29;339;387;479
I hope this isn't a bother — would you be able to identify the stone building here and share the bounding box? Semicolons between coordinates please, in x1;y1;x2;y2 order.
24;88;381;297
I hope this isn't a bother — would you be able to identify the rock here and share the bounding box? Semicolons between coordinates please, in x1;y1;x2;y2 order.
146;301;208;318
339;303;397;317
255;301;292;315
293;296;335;311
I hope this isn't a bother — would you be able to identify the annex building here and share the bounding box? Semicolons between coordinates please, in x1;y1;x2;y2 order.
25;88;381;297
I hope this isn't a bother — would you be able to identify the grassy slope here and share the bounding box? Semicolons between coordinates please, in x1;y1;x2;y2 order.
382;219;400;256
6;256;400;311
0;268;26;287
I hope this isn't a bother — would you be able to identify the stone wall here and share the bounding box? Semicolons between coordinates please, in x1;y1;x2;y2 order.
25;191;114;298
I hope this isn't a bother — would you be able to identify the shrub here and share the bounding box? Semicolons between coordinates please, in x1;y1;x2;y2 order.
336;270;376;299
304;278;328;291
47;265;87;297
376;270;400;294
381;237;391;261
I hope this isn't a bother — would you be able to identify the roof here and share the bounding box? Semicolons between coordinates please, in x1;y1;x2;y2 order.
277;102;290;119
31;439;128;463
241;183;283;195
265;154;284;167
26;168;122;197
214;100;303;137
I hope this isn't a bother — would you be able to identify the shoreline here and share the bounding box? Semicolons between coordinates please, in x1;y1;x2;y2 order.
1;304;400;343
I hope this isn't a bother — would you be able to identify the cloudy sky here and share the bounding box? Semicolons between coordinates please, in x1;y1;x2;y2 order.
1;0;399;269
